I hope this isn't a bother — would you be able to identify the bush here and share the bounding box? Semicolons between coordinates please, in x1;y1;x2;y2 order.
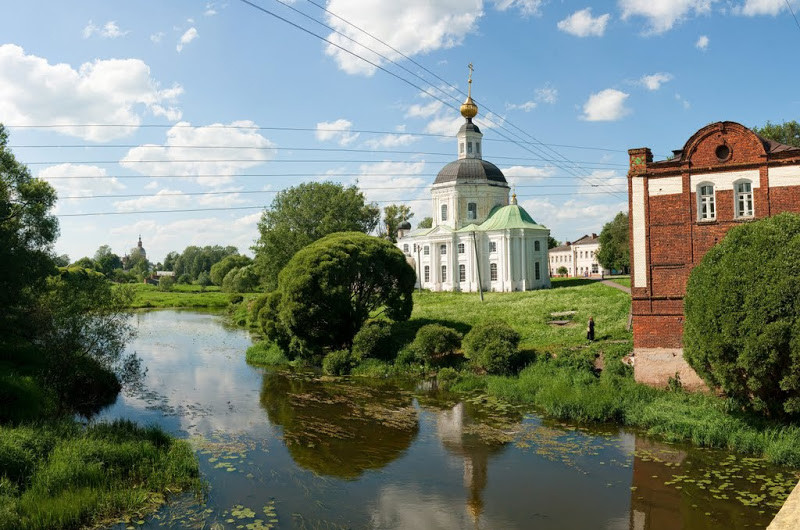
394;347;419;366
245;341;289;366
410;324;461;367
0;375;49;423
462;320;520;375
437;367;459;390
177;273;191;285
351;321;396;361
684;212;800;417
322;349;354;376
248;293;270;329
157;275;174;292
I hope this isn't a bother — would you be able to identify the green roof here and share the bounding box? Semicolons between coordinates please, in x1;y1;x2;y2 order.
474;203;548;231
456;223;481;233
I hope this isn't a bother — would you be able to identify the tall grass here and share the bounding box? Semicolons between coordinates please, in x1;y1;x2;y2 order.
119;283;234;309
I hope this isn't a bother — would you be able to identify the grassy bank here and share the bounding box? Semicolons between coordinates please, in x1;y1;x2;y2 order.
121;283;234;309
0;420;201;529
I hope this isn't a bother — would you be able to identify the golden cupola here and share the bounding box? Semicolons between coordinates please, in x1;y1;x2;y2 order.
460;63;478;120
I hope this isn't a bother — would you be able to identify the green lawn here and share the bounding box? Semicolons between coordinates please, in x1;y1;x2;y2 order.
121;283;235;309
606;276;631;288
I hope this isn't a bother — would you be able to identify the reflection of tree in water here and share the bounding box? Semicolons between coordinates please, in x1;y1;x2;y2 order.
421;396;521;525
259;372;419;479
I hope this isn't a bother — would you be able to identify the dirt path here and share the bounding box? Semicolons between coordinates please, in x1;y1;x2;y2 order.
601;279;631;294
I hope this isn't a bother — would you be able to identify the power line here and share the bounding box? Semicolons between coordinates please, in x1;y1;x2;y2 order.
38;171;621;180
786;0;800;32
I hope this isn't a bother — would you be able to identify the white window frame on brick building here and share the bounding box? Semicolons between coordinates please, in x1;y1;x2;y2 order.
734;180;754;218
697;183;716;221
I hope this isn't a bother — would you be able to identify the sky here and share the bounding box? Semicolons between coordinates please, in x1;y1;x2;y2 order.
2;0;799;264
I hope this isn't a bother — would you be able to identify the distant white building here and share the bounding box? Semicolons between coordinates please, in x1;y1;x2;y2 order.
548;234;610;277
396;73;551;292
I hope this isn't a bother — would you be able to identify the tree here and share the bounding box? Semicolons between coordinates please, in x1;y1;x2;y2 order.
162;251;180;271
381;204;413;243
54;254;70;267
0;124;59;336
172;245;238;281
753;120;800;148
126;252;150;279
93;244;122;276
684;213;800;417
596;212;629;274
417;217;433;229
260;232;414;360
221;264;259;293
556;266;568;276
253;182;380;290
210;254;252;286
548;236;560;249
72;256;96;270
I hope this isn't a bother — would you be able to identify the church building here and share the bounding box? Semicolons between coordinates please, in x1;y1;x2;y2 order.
396;72;551;292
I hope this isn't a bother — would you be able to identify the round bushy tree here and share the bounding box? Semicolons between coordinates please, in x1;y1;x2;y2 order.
684;213;800;417
463;320;521;375
410;324;461;366
351;320;396;361
260;232;415;360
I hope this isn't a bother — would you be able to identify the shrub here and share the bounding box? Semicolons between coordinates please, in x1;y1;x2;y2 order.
462;320;520;375
157;275;174;292
351;321;396;361
177;273;191;285
410;324;461;367
436;367;459;390
248;293;270;329
394;346;419;366
245;341;289;366
322;349;354;376
684;212;800;417
0;375;49;423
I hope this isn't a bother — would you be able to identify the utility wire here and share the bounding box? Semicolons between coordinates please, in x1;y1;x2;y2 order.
786;0;800;32
38;171;621;180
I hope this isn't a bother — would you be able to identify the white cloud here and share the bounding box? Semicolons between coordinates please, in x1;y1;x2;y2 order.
492;0;544;16
315;119;360;146
38;163;126;198
119;121;276;187
204;2;219;16
324;0;482;75
639;72;673;90
575;169;627;194
619;0;716;34
406;100;444;119
557;8;611;37
113;188;245;213
144;180;160;190
675;93;691;109
0;45;182;141
150;32;165;44
506;100;537;112
83;20;129;39
502;165;556;191
581;89;631;121
364;134;418;149
535;86;558;104
424;114;464;137
177;27;198;52
696;34;710;50
357;161;428;204
521;197;628;234
736;0;789;16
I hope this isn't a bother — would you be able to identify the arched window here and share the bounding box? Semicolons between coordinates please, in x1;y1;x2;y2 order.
476;142;481;155
698;183;716;221
424;266;430;282
460;142;465;154
535;262;540;280
534;241;540;252
441;265;447;282
467;142;473;154
440;244;447;255
459;264;466;282
467;202;477;220
490;263;498;281
441;204;448;221
735;180;754;218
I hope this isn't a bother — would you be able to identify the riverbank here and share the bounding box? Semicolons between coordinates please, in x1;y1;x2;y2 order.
241;279;800;468
120;283;239;309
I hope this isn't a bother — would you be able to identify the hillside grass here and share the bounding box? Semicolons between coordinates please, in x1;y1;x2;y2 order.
121;283;234;309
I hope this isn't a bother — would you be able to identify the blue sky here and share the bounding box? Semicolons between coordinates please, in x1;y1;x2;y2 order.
2;0;799;263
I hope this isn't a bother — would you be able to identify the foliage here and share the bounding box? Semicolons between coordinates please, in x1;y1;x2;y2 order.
0;420;201;530
253;182;380;290
351;321;396;361
753;120;800;148
53;254;70;267
157;275;175;292
210;254;252;286
124;252;150;279
169;245;238;283
260;232;415;360
684;213;800;417
221;264;259;293
596;212;629;273
556;266;568;276
381;204;413;243
417;217;432;229
121;283;229;309
194;270;212;287
245;341;290;366
71;257;95;269
436;367;459;390
410;324;461;366
463;320;521;375
547;236;560;249
93;245;122;276
322;349;354;376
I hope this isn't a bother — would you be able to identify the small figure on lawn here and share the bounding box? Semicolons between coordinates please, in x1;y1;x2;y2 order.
587;316;595;341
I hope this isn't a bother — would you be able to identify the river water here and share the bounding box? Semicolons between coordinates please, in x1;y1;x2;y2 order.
99;310;797;529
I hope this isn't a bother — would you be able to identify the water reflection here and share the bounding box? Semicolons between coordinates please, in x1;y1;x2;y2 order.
259;372;419;479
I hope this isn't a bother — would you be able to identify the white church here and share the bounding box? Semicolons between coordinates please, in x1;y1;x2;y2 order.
396;74;551;292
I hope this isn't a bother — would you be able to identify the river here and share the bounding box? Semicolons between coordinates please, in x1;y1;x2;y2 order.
98;310;797;529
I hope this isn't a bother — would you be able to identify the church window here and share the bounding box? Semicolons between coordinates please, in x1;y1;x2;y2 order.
441;265;447;282
459;264;466;282
490;263;498;281
424;266;430;282
468;202;477;220
535;262;540;280
440;244;447;255
460;142;465;154
476;142;481;155
441;204;448;221
735;180;754;218
403;244;409;253
489;241;497;253
458;243;465;254
423;246;430;256
534;241;540;252
698;183;716;221
468;142;473;154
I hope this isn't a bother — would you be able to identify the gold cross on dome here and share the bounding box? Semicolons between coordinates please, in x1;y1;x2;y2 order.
468;63;473;83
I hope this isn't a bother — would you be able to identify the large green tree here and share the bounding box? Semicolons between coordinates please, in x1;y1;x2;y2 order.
93;244;122;276
0;124;59;336
253;182;380;290
753;120;800;148
381;204;413;243
596;212;629;274
171;245;238;281
210;254;252;286
260;232;415;359
684;213;800;417
417;217;433;229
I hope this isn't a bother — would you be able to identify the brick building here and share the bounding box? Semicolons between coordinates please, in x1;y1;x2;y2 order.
628;121;800;389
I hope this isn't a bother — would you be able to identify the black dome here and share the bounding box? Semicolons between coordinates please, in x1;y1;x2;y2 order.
457;121;482;135
434;158;507;185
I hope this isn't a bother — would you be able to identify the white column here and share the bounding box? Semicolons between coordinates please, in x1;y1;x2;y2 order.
522;232;528;290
